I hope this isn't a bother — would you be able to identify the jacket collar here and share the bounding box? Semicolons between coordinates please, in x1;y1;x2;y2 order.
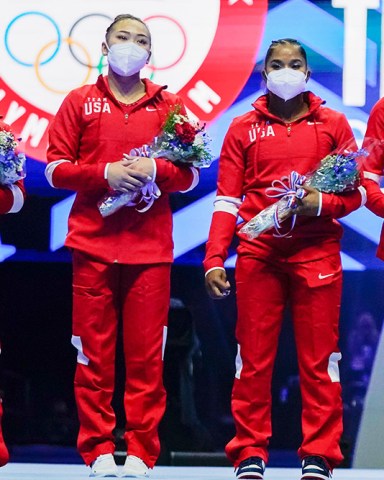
252;91;325;122
96;75;168;104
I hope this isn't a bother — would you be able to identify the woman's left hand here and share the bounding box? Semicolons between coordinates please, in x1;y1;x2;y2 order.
294;185;320;216
122;154;155;181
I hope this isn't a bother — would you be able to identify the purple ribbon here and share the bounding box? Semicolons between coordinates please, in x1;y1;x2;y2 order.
130;144;152;157
129;145;161;212
265;171;306;236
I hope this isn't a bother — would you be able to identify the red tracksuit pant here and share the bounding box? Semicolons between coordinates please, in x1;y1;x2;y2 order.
225;252;344;470
72;251;171;467
0;400;9;467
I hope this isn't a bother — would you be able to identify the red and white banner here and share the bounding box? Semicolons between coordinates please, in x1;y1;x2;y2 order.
0;0;267;161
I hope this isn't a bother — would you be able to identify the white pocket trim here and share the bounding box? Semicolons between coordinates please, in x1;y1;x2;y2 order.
328;352;342;382
235;344;243;379
71;335;89;366
162;326;168;361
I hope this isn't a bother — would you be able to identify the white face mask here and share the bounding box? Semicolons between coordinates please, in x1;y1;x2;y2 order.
266;68;307;101
106;42;149;77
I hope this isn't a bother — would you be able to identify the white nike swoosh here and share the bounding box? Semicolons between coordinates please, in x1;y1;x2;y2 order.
146;106;157;111
307;121;323;125
318;273;334;279
303;465;325;471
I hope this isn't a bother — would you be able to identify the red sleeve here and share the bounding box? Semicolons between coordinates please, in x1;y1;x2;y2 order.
363;98;384;176
0;180;26;214
360;98;384;217
46;91;109;191
363;178;384;217
154;159;197;192
203;120;244;271
0;185;16;213
320;113;365;217
216;120;246;198
47;161;108;191
203;211;238;271
321;188;365;218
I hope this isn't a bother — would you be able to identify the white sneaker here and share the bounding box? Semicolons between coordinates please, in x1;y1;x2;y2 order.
90;453;119;477
121;455;150;478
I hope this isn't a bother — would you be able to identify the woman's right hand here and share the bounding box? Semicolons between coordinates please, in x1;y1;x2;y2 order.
107;160;152;193
205;268;231;300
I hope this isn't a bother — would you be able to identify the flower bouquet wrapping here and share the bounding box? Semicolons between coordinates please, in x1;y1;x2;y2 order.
98;105;212;217
239;142;368;239
0;123;26;185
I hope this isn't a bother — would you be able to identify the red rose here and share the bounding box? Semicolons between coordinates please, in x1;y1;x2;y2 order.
174;122;196;144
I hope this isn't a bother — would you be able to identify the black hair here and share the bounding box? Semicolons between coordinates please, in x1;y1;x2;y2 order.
105;14;151;44
264;38;307;67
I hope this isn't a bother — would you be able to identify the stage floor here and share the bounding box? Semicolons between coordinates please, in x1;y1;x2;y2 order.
0;464;383;479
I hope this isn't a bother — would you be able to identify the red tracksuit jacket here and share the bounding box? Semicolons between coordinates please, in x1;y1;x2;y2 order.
46;76;197;264
362;97;384;260
204;92;366;271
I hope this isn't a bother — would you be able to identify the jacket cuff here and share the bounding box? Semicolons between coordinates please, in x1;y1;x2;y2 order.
203;258;225;273
316;192;322;216
154;158;170;180
205;266;225;277
96;163;110;188
7;184;24;213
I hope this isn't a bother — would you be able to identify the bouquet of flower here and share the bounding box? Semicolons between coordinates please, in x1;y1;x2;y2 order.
0;123;26;185
98;105;212;217
239;143;367;239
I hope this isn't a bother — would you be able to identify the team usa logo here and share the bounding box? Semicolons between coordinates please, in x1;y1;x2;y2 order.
248;123;276;142
0;0;268;161
84;98;111;116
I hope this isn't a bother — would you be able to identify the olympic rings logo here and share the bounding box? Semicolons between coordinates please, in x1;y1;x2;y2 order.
4;11;188;95
144;15;187;72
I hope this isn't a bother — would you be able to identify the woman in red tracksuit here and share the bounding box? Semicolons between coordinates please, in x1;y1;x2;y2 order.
0;119;26;467
204;39;366;480
362;97;384;257
45;14;198;478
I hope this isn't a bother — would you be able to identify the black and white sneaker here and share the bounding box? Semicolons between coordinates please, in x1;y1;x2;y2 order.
301;456;331;480
235;456;265;479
